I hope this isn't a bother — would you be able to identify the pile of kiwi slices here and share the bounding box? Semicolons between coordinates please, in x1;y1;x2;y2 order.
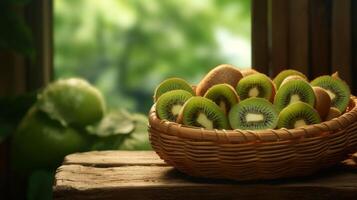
153;64;351;130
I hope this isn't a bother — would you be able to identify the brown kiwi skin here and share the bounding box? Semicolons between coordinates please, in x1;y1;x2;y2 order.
313;86;331;120
241;69;259;77
269;79;277;102
196;64;243;96
325;107;341;121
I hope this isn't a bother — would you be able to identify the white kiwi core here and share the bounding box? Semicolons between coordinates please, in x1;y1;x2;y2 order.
294;119;307;128
171;105;182;116
325;89;336;101
219;101;227;114
289;94;301;104
245;113;264;122
248;87;260;97
196;113;213;129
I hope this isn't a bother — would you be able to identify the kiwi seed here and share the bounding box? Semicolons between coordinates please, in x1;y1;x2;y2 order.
228;97;278;130
311;74;351;113
277;102;321;129
203;84;240;115
325;107;342;121
155;90;193;122
154;78;194;102
196;64;243;96
313;86;331;120
177;96;229;130
274;79;315;111
273;69;308;89
236;73;275;102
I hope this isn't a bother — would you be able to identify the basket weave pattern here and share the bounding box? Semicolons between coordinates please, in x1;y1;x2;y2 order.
148;97;357;181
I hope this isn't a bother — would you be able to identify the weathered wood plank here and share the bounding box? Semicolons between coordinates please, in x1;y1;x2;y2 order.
252;0;269;75
54;151;357;200
63;151;165;167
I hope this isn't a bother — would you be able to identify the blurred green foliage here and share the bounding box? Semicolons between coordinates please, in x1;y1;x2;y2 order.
54;0;251;113
0;0;34;57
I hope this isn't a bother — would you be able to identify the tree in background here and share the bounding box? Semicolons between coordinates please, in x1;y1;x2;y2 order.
54;0;251;113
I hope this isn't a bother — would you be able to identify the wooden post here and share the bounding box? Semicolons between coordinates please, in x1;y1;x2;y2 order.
252;0;269;75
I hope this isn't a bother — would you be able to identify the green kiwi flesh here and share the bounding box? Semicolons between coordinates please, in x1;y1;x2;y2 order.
154;78;194;102
273;69;308;89
236;73;274;101
203;84;239;115
156;90;193;122
277;102;321;129
274;79;315;111
177;96;229;130
311;75;351;112
228;97;278;130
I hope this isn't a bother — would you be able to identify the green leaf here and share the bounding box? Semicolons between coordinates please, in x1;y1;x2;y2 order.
119;114;152;150
27;170;54;200
87;110;135;137
88;110;137;150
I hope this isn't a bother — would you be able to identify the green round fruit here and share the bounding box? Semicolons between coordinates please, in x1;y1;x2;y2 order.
311;75;351;113
229;97;278;130
11;107;89;173
37;78;106;127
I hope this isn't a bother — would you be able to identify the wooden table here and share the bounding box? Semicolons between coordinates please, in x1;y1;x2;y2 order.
53;151;357;200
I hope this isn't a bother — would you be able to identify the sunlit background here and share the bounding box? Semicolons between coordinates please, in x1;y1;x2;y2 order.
54;0;251;113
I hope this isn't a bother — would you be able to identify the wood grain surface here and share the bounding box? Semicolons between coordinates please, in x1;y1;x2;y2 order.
53;151;357;200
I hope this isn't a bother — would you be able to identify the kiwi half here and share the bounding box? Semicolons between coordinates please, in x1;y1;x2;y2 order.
236;73;275;102
273;69;308;89
274;79;315;111
154;78;194;102
280;75;307;88
313;86;331;120
228;97;278;130
241;68;259;77
177;96;229;130
203;84;239;115
196;64;243;96
311;75;350;113
277;102;321;129
156;90;193;122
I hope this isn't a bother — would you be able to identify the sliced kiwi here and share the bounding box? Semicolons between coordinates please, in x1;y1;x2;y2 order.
228;97;278;130
156;90;193;122
196;64;243;96
203;84;239;115
236;73;275;101
154;78;194;102
177;96;229;130
274;79;315;111
277;102;321;129
311;75;350;113
273;69;308;89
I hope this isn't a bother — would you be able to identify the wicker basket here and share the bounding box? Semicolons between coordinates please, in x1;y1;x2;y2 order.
148;96;357;181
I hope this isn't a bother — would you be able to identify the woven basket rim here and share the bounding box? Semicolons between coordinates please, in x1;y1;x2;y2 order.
148;96;357;143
